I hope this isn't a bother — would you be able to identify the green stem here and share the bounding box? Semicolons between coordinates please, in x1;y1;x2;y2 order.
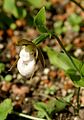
33;33;49;45
77;87;80;113
70;0;84;11
45;112;52;120
53;34;81;75
53;34;81;114
14;112;46;120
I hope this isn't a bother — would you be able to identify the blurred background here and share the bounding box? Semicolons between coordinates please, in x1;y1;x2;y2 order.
0;0;84;120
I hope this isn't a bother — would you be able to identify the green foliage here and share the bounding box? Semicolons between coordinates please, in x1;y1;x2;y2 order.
54;13;82;34
3;0;27;19
5;74;13;82
0;13;14;29
13;7;27;19
68;13;82;32
34;94;73;119
0;63;5;73
33;33;49;45
45;85;57;95
54;20;67;35
27;0;46;8
3;0;16;13
80;63;84;76
34;7;47;33
47;93;73;114
34;102;51;120
0;0;31;29
44;47;75;71
44;46;84;87
66;69;84;87
0;99;13;120
0;63;12;82
68;13;82;25
10;23;17;30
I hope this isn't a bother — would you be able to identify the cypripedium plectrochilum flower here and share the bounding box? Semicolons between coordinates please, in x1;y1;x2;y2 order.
9;39;45;78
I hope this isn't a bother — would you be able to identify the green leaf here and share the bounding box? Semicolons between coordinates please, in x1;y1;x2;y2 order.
34;94;73;119
12;7;27;18
0;99;13;120
34;7;47;33
33;33;49;45
66;69;84;87
5;74;13;82
54;21;63;35
3;0;16;13
37;111;45;118
80;63;84;76
63;93;73;102
77;77;84;87
44;46;74;71
34;102;47;112
3;0;27;18
34;102;51;120
44;47;84;87
0;63;5;73
45;85;56;95
47;93;73;114
62;26;67;33
44;46;82;71
72;25;80;32
27;0;45;8
68;13;82;26
10;23;17;30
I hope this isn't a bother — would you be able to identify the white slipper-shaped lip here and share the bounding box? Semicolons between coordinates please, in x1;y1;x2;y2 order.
17;46;36;78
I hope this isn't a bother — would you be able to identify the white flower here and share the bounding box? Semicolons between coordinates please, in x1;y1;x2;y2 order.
19;47;30;62
17;46;36;78
17;58;35;77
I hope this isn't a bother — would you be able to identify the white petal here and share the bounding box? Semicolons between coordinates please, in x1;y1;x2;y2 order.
20;48;30;61
17;58;35;77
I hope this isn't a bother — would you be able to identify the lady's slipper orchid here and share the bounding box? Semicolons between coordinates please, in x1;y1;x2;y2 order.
9;39;45;78
17;46;36;78
17;57;35;77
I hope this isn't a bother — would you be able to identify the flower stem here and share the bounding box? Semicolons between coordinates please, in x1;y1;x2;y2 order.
53;34;81;114
70;0;84;11
53;34;81;75
77;87;80;113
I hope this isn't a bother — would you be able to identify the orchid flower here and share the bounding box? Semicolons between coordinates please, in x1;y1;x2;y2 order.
9;39;45;78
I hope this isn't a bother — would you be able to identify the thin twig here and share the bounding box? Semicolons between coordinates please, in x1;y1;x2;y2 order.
14;112;46;120
70;0;84;11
